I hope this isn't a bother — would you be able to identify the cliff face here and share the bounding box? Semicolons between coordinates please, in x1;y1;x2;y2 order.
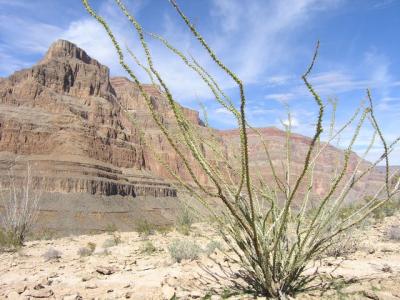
0;40;384;232
219;128;384;203
0;39;176;196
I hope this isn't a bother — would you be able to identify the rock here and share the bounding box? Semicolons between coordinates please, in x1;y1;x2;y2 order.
125;292;133;299
162;285;175;300
85;283;98;289
16;285;27;294
96;266;117;275
136;265;155;271
41;278;53;286
382;264;393;273
63;294;82;300
81;275;93;282
363;290;380;300
34;283;45;290
25;289;54;298
190;291;204;299
48;272;58;278
374;292;398;300
6;291;20;299
341;284;364;294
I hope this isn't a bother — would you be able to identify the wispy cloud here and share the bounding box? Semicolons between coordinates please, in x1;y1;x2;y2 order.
0;15;62;54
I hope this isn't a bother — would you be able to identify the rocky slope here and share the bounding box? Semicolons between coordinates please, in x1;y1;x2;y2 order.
0;40;385;233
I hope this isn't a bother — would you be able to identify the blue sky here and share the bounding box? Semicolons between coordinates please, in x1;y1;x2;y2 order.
0;0;399;164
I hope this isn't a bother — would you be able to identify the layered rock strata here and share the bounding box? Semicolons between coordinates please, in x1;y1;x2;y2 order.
0;40;385;232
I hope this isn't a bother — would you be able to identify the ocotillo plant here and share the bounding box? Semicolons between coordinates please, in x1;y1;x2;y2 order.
0;163;41;248
82;0;400;297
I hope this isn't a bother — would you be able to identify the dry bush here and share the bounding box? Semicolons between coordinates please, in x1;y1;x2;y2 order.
43;247;62;261
135;219;155;237
176;206;194;236
78;242;97;257
168;239;202;263
0;163;41;248
140;240;156;254
82;0;400;297
205;240;223;256
323;232;359;258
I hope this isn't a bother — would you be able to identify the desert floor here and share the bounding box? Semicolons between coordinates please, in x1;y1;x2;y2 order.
1;214;400;300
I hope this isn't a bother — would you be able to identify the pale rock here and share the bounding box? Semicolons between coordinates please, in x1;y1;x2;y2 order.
162;285;175;300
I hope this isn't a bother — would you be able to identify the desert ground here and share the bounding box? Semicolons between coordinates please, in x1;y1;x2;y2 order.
1;213;400;300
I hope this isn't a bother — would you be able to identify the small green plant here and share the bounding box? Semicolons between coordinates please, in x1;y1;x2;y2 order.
157;225;173;236
42;247;62;261
205;240;223;256
221;288;237;299
136;219;155;236
0;229;20;251
140;240;156;254
105;223;117;233
168;239;202;263
88;241;96;252
176;207;194;236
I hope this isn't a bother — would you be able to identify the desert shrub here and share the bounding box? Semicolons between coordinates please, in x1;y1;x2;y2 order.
88;241;96;252
78;242;97;257
0;164;41;247
371;200;399;221
324;233;358;258
176;206;194;236
43;247;62;261
205;240;223;256
105;223;117;233
335;196;400;224
82;0;400;297
30;228;57;241
157;225;173;236
168;239;202;263
135;219;155;237
387;226;400;241
0;229;20;251
102;233;121;248
78;247;92;257
140;240;156;254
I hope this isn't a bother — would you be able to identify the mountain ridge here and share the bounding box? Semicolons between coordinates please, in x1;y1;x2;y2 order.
0;39;385;233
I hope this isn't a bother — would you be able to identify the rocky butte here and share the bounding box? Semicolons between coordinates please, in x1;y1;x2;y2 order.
0;40;384;233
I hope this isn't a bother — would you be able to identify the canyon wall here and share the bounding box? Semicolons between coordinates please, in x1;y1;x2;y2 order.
0;40;384;233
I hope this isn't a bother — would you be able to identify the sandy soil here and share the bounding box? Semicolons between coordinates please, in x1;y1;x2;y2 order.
1;215;400;300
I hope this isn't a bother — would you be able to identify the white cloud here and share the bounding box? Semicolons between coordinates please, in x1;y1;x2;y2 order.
265;93;296;103
210;0;241;33
61;18;126;75
0;16;62;54
208;0;342;83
